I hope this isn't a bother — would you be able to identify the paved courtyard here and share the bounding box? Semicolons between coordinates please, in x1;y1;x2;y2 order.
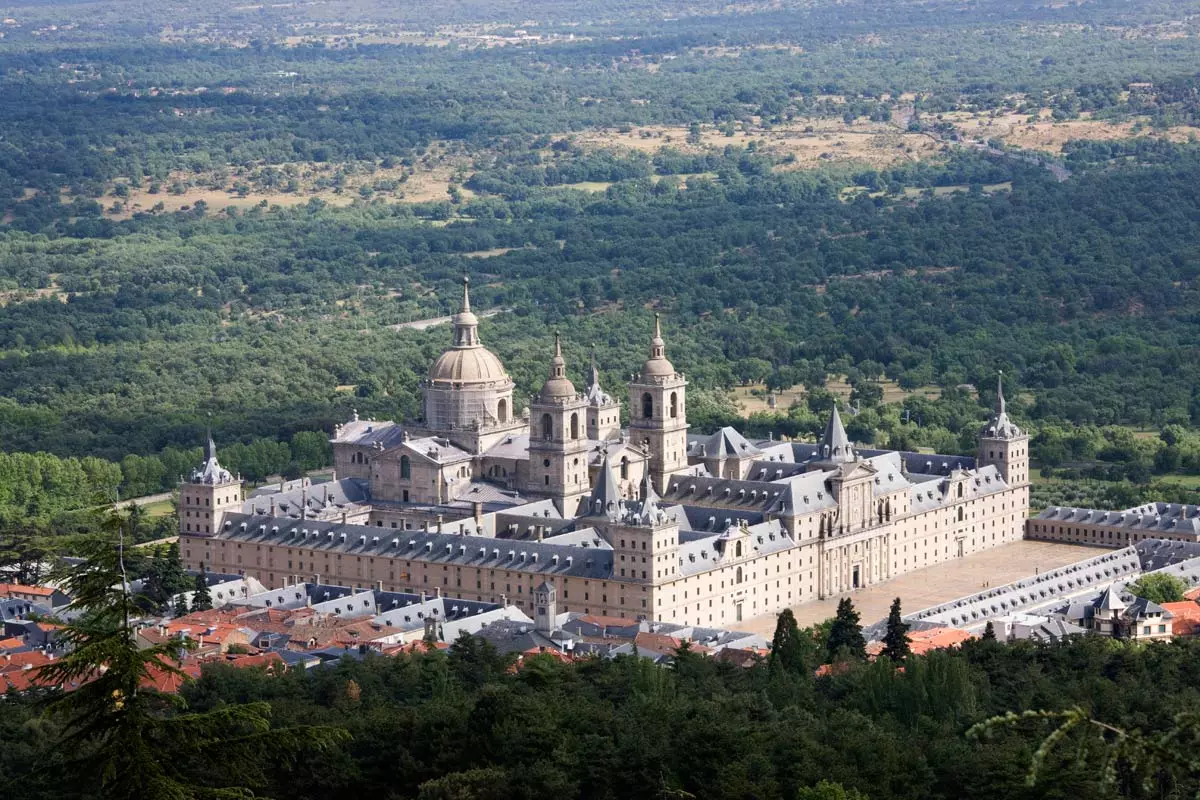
733;540;1101;636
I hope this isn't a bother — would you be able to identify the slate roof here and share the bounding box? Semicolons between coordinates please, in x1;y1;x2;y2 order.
909;545;1143;628
244;478;370;517
331;418;406;449
687;427;762;460
216;513;615;579
191;434;235;485
677;519;794;577
1036;503;1200;538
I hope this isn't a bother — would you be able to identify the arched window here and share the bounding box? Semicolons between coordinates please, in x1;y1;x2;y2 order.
400;455;411;480
620;457;629;479
541;413;553;441
736;566;743;584
669;392;678;419
642;392;653;419
570;413;579;440
497;398;508;423
957;507;964;522
735;540;742;558
957;483;964;498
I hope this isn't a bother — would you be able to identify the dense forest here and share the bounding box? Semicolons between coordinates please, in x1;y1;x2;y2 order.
0;0;1195;517
6;621;1200;799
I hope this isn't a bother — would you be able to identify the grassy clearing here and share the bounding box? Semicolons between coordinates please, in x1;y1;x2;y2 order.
572;119;943;169
732;375;941;417
140;499;175;518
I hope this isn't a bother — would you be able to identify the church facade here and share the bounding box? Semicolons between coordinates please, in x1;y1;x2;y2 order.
180;278;1030;627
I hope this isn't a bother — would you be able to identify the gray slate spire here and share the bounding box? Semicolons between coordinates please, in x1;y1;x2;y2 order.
584;348;612;405
820;404;856;463
634;470;662;525
192;430;234;485
981;371;1024;440
589;449;622;514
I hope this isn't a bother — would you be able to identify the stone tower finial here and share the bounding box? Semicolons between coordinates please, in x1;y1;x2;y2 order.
646;313;668;365
552;332;565;375
461;274;471;313
996;370;1006;415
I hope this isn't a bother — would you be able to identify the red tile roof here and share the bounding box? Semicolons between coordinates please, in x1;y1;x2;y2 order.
0;583;56;598
1161;601;1200;636
866;627;974;658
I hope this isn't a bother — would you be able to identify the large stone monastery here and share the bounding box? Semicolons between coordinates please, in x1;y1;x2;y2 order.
180;278;1030;627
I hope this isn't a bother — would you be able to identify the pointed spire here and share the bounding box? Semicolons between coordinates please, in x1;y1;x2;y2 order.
589;449;622;514
637;470;661;525
585;346;612;406
980;369;1023;440
820;404;855;463
461;274;471;313
653;313;662;343
192;426;234;485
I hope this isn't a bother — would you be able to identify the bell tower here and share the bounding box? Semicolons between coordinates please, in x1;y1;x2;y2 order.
628;315;688;492
527;333;592;515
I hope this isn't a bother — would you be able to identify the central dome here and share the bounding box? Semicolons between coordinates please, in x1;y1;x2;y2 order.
428;346;509;385
426;276;511;386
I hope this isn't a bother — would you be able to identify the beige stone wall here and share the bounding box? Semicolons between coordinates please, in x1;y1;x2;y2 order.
181;533;652;618
178;481;242;537
180;475;1028;626
1025;515;1194;548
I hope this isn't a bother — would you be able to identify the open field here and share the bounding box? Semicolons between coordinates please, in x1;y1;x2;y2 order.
17;104;1200;225
733;539;1101;635
572;120;944;169
942;109;1198;154
733;375;941;417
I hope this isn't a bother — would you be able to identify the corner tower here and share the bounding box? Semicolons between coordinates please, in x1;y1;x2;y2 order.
527;333;592;515
588;467;681;602
628;315;688;492
978;373;1029;487
178;433;242;537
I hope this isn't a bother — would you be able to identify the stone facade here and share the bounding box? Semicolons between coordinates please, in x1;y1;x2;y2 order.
181;281;1030;626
